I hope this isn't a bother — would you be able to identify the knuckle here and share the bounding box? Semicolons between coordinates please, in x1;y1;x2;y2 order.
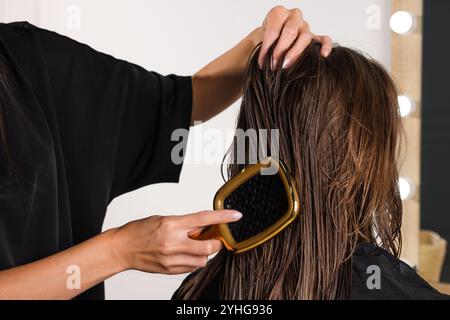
159;217;175;232
265;27;280;38
269;5;286;16
214;240;222;251
199;256;208;267
159;256;170;268
284;26;298;36
302;21;310;31
323;35;332;43
160;241;172;254
290;8;303;19
215;240;223;251
300;32;313;42
196;212;210;225
205;243;214;255
197;210;211;217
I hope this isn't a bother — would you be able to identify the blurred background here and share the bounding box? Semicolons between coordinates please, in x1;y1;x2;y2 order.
1;0;448;299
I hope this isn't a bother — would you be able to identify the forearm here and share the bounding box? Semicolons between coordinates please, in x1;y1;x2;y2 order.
0;229;124;300
191;27;262;123
0;210;240;300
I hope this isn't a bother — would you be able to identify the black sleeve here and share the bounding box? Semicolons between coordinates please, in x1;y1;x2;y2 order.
31;25;192;200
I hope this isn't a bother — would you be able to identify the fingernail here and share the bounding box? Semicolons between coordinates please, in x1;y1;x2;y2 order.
231;211;243;220
271;59;277;70
282;57;291;69
258;60;263;70
323;49;331;57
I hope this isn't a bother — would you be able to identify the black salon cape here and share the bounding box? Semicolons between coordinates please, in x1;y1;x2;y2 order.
173;243;450;300
0;22;192;299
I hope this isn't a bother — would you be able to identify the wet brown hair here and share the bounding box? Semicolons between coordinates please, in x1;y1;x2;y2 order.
175;41;403;300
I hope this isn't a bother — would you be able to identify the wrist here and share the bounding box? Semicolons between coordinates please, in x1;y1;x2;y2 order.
101;228;131;273
248;26;263;47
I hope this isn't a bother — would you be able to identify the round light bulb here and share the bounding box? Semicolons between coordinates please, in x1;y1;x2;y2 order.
398;177;415;200
398;95;416;118
390;11;415;34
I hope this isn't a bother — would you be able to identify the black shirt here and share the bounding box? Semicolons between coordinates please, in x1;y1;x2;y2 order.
174;243;450;300
0;22;192;299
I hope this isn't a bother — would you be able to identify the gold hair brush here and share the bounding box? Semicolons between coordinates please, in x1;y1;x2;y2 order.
190;157;300;253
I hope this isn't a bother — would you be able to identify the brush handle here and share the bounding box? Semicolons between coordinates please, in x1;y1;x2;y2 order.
189;225;234;251
189;225;220;241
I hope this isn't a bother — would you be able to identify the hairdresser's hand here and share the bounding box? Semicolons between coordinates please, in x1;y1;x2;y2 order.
110;210;242;274
257;6;332;69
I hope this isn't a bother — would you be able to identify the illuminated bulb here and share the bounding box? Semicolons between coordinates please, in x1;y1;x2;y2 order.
398;95;416;118
390;11;415;34
398;177;415;200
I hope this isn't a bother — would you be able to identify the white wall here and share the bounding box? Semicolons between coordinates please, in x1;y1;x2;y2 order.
0;0;392;299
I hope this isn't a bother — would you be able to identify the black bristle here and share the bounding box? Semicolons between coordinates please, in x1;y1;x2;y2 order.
224;173;288;242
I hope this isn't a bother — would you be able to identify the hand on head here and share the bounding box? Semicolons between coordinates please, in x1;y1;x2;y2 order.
257;6;332;69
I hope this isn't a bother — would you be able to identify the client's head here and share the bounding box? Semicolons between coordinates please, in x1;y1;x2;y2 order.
176;41;403;300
